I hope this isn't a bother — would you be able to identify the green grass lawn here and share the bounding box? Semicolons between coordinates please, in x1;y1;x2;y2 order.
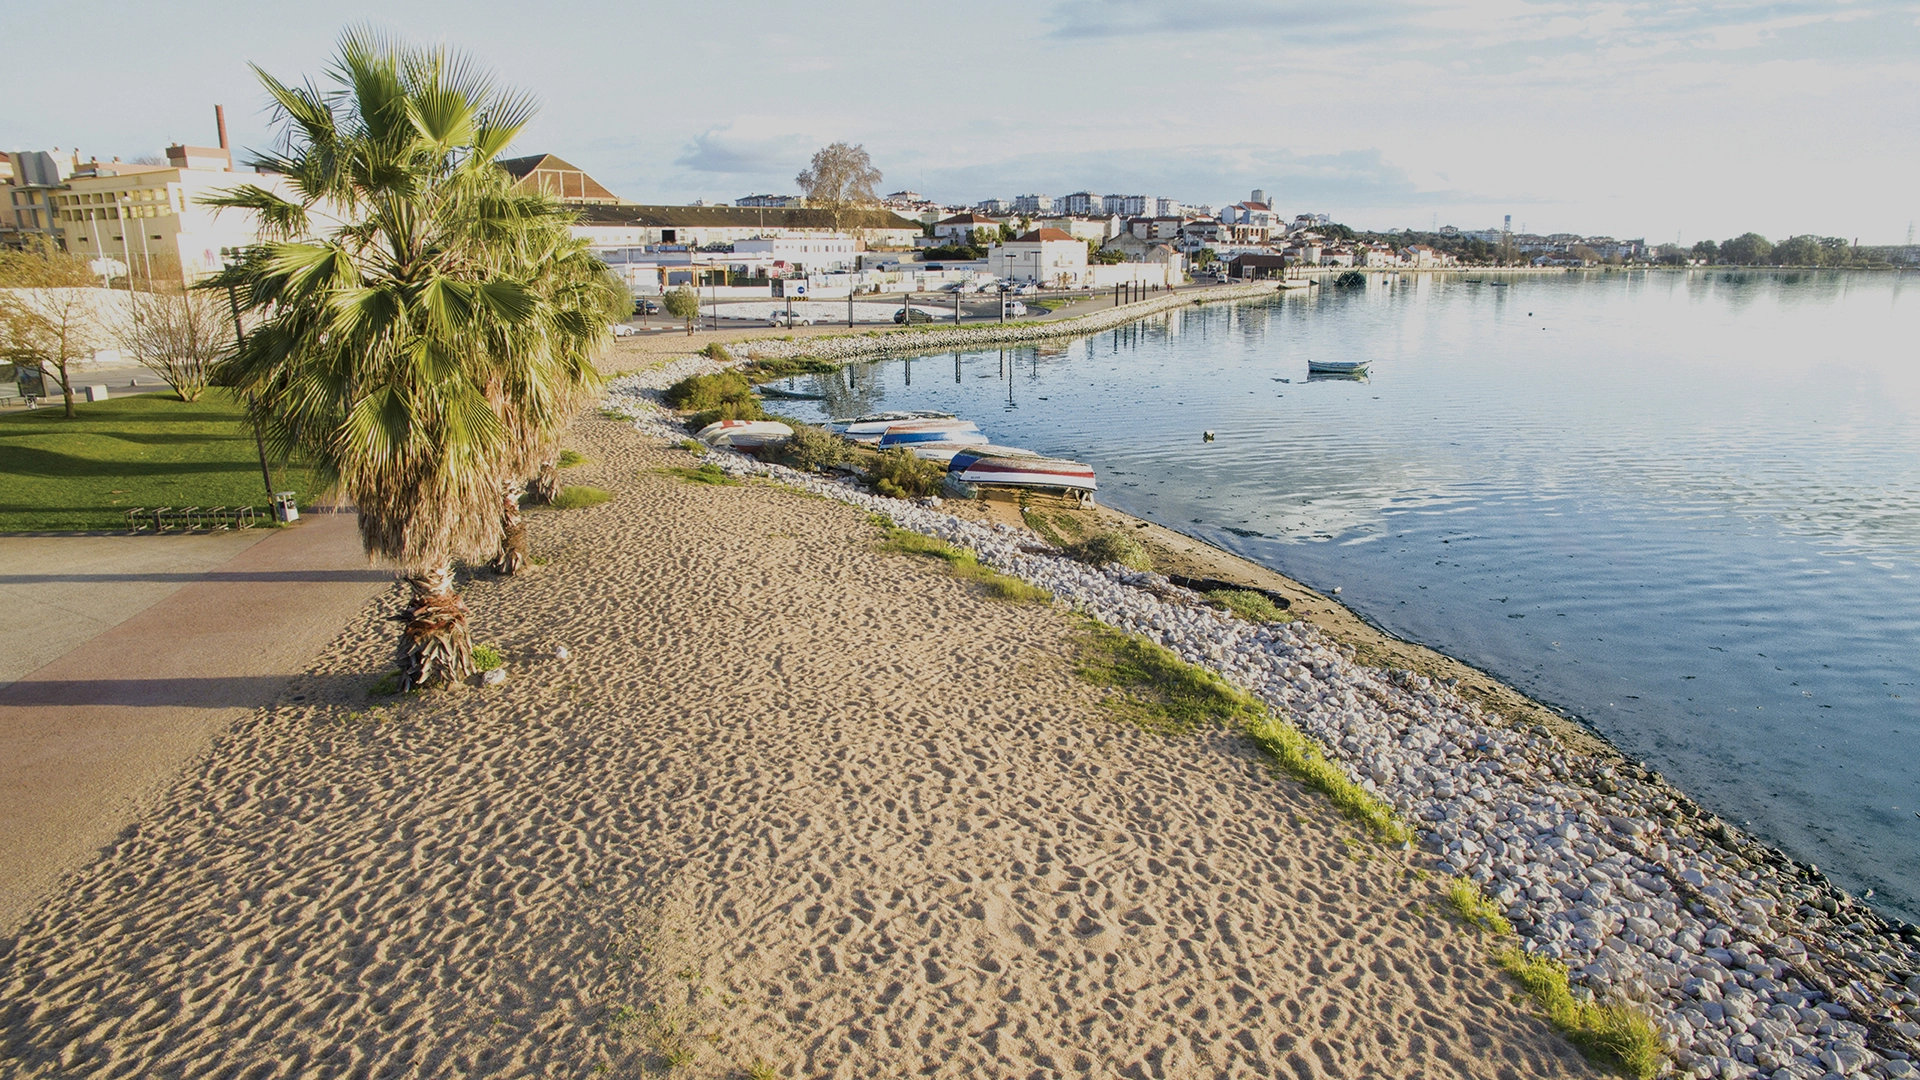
0;391;321;532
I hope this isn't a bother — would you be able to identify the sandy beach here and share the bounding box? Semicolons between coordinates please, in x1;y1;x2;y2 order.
0;413;1599;1078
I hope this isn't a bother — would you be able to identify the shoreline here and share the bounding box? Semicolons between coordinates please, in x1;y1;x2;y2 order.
606;346;1920;1076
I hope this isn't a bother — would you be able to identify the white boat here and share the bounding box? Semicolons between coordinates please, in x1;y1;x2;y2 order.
1306;359;1370;376
948;451;1097;493
876;419;983;447
833;411;955;439
907;440;1030;464
695;419;793;449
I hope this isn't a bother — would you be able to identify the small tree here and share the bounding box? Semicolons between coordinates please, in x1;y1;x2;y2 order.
0;248;107;418
663;286;701;335
795;142;881;238
116;289;229;402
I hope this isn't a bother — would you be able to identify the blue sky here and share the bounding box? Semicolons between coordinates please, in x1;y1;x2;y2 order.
11;0;1918;242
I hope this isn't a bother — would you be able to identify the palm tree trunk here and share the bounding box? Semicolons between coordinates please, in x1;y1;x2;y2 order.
528;456;562;504
493;482;528;575
401;564;472;690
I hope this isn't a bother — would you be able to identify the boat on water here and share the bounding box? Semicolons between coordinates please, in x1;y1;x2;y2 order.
948;451;1098;493
833;410;955;439
908;442;1036;464
875;420;985;448
757;385;826;401
1307;359;1370;376
696;419;793;449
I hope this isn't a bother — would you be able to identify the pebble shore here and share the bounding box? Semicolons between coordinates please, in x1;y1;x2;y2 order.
606;365;1920;1080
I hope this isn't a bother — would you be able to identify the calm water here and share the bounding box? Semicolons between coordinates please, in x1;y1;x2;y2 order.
778;271;1920;924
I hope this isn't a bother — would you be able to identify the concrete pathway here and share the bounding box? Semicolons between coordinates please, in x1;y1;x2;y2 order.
0;515;389;930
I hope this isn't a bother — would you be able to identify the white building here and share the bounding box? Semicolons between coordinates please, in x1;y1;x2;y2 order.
1059;191;1101;216
1011;193;1053;214
731;234;860;269
931;213;1002;244
1102;194;1151;217
987;228;1088;286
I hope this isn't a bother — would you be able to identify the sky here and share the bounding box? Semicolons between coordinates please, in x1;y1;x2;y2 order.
10;0;1919;243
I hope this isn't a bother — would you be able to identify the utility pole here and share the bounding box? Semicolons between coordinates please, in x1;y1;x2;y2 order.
225;283;276;498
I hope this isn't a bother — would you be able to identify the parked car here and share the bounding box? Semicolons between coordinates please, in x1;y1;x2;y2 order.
1013;283;1039;296
893;307;934;325
768;311;814;327
610;323;638;337
634;298;661;315
1005;301;1029;317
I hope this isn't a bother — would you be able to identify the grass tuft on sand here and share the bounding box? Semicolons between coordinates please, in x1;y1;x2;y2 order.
1205;588;1293;624
1066;530;1152;571
1071;620;1266;736
548;485;614;509
472;645;503;672
1243;711;1413;844
659;464;739;487
1498;948;1666;1080
558;449;587;468
874;523;1051;604
1444;876;1513;935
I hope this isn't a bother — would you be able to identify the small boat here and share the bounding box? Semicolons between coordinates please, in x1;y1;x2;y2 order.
909;441;1035;464
1307;359;1370;376
874;419;983;447
949;451;1097;493
757;385;825;401
833;410;955;438
696;419;793;448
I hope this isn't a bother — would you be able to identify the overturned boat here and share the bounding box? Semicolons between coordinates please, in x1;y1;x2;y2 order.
948;450;1097;494
696;419;794;449
874;419;984;447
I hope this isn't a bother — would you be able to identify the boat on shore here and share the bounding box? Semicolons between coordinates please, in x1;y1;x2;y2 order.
833;411;955;439
908;442;1036;464
874;420;983;447
948;451;1098;494
1307;359;1370;376
696;419;793;449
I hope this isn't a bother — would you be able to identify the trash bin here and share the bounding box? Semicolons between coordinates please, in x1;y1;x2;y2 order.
272;491;299;523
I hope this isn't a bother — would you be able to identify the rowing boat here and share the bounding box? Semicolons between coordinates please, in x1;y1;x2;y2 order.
1306;359;1369;376
695;419;794;449
834;411;956;439
873;419;983;447
908;442;1035;464
948;451;1097;493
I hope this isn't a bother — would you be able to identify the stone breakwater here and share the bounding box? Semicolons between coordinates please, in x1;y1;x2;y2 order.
604;374;1920;1080
718;283;1281;365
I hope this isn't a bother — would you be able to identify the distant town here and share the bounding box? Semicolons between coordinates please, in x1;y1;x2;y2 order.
5;120;1915;299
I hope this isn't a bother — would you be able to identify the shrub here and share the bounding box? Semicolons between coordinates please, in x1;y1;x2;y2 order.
1068;530;1151;571
676;438;704;454
685;397;765;430
699;342;731;361
557;449;586;468
770;422;851;472
745;356;839;379
664;371;754;410
870;448;946;499
1205;588;1292;623
549;485;613;509
472;645;503;672
1498;949;1665;1079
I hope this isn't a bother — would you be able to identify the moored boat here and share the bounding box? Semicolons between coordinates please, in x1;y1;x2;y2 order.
696;419;794;448
948;451;1097;493
1306;359;1370;376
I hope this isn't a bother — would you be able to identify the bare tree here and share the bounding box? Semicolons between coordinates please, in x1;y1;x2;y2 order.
116;289;228;401
796;142;882;238
0;248;108;418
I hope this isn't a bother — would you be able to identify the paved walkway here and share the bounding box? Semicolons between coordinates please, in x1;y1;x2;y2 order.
0;515;389;930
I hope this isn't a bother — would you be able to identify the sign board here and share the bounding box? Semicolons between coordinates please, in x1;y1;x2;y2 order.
14;364;46;398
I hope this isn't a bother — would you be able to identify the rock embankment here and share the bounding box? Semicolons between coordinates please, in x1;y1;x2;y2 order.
717;283;1281;365
605;374;1920;1080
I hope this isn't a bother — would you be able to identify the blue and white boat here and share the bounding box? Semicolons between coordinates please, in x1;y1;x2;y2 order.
875;419;983;448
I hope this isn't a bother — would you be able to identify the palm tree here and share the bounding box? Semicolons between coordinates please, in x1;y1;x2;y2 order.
208;29;611;688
